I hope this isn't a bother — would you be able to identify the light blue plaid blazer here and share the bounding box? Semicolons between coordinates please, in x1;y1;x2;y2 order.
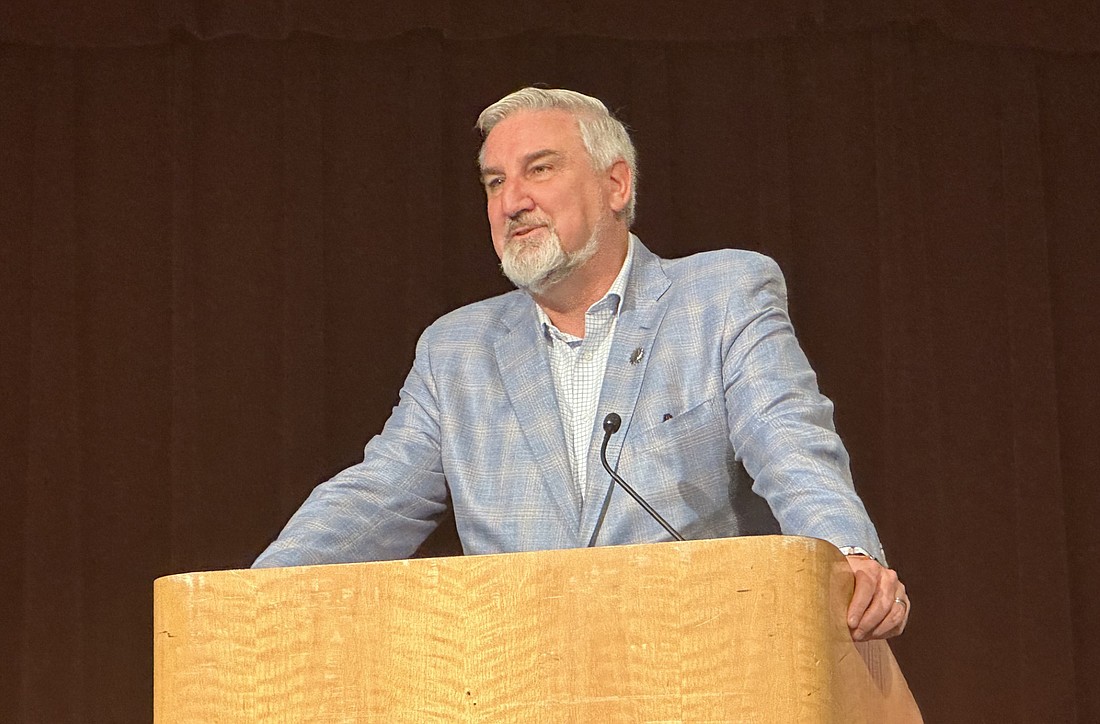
253;238;883;567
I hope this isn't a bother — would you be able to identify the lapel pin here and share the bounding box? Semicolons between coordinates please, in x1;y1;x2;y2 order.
629;347;645;365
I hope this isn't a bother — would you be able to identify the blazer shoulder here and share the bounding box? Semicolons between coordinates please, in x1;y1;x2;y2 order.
656;249;788;308
420;288;530;345
662;247;783;283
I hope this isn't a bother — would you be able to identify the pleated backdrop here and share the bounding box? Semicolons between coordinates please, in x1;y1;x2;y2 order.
1;2;1098;721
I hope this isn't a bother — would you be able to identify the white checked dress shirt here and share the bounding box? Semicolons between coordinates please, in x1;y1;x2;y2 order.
535;240;635;500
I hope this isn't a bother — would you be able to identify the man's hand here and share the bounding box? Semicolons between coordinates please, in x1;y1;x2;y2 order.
845;555;909;641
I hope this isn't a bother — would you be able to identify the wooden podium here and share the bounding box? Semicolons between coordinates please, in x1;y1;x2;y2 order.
153;536;921;722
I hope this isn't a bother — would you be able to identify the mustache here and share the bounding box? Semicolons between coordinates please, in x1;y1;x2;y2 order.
506;213;553;239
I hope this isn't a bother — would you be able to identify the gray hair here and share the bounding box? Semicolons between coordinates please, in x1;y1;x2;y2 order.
476;87;638;226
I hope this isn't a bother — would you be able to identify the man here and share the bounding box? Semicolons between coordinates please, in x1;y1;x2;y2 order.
254;88;909;641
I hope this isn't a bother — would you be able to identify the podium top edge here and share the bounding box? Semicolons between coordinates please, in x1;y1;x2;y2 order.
154;535;843;585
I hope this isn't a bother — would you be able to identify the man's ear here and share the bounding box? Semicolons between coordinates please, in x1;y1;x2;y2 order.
605;159;632;215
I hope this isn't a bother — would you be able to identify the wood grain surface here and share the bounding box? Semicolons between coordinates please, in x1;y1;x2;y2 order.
154;535;921;722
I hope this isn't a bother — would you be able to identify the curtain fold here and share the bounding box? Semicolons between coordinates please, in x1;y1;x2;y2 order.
1;1;1098;52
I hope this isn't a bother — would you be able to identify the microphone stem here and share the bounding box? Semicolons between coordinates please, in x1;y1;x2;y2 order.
595;431;686;543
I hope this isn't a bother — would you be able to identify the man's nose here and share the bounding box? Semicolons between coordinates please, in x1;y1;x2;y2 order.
501;178;535;218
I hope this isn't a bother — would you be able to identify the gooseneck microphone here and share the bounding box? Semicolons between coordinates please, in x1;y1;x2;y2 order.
587;412;686;547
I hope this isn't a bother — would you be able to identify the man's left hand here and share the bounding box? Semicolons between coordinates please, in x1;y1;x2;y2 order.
845;555;909;641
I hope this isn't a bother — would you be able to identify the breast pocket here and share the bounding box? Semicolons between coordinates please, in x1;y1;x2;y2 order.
627;394;730;478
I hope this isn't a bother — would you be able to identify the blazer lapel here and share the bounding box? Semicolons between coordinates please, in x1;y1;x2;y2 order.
579;240;672;538
493;299;582;532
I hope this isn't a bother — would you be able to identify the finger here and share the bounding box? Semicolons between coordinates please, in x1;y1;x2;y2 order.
872;583;910;639
852;569;899;641
846;568;876;631
870;594;909;639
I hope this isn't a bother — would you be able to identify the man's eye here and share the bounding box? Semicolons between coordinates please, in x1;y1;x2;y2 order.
531;165;550;175
485;178;503;191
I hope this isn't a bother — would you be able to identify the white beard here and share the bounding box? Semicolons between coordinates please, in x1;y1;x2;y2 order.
500;220;599;295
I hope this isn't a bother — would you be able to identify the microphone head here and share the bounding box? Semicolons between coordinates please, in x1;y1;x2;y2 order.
602;413;622;434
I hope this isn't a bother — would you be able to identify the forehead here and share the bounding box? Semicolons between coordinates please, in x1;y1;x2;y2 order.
481;109;586;169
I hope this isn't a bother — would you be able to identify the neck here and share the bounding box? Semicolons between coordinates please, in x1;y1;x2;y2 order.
533;229;629;337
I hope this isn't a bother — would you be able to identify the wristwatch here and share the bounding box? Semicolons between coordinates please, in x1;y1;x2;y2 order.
837;545;883;564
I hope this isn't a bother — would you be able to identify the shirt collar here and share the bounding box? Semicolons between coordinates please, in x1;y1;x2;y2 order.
536;235;635;340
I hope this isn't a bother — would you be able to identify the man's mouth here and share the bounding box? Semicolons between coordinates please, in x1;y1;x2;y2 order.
508;224;544;242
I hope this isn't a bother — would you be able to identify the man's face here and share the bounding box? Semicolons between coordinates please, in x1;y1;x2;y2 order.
479;109;624;293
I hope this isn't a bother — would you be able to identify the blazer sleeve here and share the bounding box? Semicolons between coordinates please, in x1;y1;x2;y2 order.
720;253;885;561
252;330;451;568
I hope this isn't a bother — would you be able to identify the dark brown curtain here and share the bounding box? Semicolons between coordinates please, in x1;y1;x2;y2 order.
2;3;1097;721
